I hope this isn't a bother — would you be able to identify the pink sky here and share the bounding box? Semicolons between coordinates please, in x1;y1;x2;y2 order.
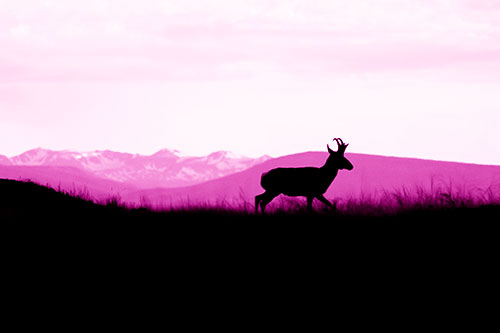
1;0;500;164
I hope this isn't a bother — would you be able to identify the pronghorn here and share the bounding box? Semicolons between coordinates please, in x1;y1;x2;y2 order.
255;138;353;213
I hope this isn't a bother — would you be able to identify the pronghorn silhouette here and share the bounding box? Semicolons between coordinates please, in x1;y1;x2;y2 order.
255;138;353;213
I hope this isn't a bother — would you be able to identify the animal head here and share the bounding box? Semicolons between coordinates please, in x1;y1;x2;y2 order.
326;138;354;171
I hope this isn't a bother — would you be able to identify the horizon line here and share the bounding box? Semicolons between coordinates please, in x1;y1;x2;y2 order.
2;146;499;167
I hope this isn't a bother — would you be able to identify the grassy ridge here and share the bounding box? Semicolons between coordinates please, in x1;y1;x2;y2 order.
2;177;499;250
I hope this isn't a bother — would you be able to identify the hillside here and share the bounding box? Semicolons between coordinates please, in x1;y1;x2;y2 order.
0;164;138;202
0;178;114;222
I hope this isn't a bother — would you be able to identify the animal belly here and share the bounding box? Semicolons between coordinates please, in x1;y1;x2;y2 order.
280;183;318;197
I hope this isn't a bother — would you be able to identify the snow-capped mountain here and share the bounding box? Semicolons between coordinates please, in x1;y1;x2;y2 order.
2;148;271;188
0;155;10;165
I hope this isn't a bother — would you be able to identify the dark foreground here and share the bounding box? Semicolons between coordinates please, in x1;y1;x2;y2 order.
2;178;499;321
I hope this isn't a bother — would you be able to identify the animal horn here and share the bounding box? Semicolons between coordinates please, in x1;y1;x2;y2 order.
334;138;348;153
333;138;342;149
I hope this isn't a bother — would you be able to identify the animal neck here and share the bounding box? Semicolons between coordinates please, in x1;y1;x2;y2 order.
319;164;339;182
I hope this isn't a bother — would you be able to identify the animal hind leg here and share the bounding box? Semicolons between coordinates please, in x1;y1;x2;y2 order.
255;193;265;213
316;195;337;213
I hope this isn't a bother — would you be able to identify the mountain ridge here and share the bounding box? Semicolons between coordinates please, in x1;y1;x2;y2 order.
1;147;271;188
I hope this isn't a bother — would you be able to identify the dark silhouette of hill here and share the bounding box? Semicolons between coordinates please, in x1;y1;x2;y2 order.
3;180;497;319
2;177;499;289
0;164;138;202
0;178;122;222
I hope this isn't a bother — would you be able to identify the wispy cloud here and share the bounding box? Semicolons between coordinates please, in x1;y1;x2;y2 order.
1;0;499;82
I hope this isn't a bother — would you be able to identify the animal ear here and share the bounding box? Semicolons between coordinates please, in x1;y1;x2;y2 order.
327;144;334;154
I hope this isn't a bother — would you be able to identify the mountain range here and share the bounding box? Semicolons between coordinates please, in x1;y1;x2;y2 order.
0;148;270;188
1;148;499;208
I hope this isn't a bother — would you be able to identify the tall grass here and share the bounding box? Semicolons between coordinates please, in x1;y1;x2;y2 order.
10;178;500;217
333;183;500;217
133;182;500;217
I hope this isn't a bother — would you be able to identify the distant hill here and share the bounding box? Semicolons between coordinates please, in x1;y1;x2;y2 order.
0;154;10;165
123;152;500;207
2;149;499;208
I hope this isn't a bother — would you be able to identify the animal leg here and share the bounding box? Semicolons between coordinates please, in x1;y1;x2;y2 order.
306;196;314;212
255;193;265;213
316;194;333;208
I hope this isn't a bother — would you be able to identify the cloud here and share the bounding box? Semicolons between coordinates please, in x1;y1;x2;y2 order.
1;0;499;83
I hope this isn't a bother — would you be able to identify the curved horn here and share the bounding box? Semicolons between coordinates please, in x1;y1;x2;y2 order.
333;138;347;146
333;138;349;153
333;138;342;148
